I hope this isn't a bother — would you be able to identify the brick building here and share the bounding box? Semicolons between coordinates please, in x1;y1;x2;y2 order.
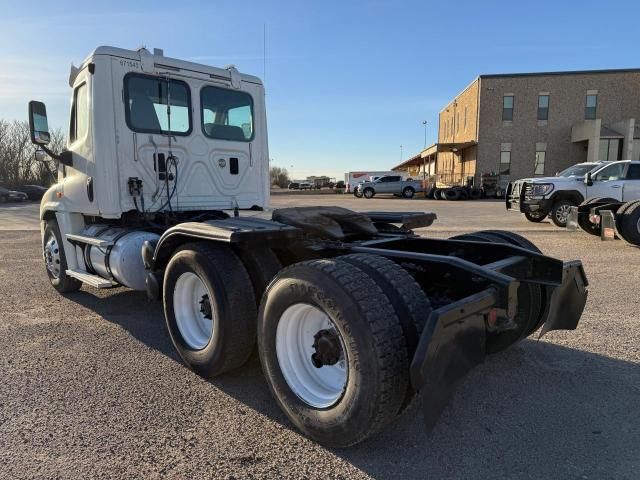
396;69;640;186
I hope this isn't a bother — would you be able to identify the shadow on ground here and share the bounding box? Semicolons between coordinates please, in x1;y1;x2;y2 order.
67;288;640;479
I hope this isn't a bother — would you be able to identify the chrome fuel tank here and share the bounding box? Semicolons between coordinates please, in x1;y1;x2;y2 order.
82;226;159;290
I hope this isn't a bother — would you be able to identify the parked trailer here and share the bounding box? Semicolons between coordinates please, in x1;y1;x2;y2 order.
567;197;640;246
30;46;588;447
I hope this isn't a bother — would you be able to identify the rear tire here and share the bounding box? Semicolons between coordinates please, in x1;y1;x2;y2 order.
402;187;415;199
339;254;431;413
163;242;257;377
235;246;282;306
615;199;640;232
577;197;617;236
550;199;577;227
618;201;640;245
43;220;82;293
457;188;469;200
445;189;460;201
449;231;543;351
258;259;408;447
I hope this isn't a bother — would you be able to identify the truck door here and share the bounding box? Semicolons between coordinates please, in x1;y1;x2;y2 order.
622;163;640;201
60;69;99;214
586;163;625;200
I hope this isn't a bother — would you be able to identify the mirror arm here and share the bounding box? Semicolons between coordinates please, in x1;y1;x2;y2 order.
40;145;73;167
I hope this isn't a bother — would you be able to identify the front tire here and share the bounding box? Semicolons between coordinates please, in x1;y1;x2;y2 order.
524;210;547;223
363;187;375;199
402;187;415;199
550;199;577;227
163;242;257;377
43;220;82;293
258;259;408;447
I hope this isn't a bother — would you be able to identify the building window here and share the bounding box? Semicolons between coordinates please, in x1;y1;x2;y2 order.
503;95;514;121
499;151;511;174
537;95;549;121
534;151;546;176
599;138;622;161
585;94;598;120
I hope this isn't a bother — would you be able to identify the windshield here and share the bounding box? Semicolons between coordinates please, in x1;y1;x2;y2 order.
557;164;597;178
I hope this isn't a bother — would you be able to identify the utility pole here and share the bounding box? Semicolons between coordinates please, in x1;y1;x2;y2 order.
422;120;428;148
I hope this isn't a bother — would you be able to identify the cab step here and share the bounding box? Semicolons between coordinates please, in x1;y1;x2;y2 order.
65;269;115;288
65;233;114;248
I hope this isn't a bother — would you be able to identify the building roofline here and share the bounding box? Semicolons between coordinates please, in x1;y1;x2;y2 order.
480;68;640;79
439;76;480;113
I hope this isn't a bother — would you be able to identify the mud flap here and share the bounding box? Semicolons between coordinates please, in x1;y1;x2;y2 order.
540;261;588;336
600;210;617;241
410;288;496;430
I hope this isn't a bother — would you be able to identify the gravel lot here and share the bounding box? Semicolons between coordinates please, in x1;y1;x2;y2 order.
0;195;638;479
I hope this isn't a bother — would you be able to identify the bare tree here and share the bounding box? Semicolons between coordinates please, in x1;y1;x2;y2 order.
270;166;290;188
0;119;64;187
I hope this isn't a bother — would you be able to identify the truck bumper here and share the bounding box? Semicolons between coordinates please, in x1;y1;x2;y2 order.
505;182;552;213
410;259;588;430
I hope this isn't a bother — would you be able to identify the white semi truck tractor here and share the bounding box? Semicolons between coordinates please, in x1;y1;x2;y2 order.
29;46;589;447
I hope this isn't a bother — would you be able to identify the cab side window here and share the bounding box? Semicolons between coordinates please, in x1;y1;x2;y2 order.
70;83;88;143
595;163;625;181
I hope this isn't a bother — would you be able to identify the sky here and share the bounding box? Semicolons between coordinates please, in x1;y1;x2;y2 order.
1;0;639;180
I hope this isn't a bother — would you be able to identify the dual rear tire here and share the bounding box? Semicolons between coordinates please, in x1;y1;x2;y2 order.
163;243;429;447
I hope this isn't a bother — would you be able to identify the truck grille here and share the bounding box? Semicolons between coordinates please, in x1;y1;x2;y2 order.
510;181;532;200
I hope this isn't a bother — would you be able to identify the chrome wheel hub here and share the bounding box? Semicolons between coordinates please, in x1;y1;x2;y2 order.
276;303;348;408
44;235;61;279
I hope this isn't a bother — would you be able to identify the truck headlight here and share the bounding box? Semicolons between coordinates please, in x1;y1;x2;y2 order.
530;183;554;196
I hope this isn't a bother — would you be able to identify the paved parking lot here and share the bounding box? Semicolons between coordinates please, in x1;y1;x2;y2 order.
0;195;638;479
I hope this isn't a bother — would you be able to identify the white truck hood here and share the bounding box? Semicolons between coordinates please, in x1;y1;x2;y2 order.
519;177;584;185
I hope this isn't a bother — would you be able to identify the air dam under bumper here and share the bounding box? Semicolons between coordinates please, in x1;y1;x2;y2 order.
410;260;588;430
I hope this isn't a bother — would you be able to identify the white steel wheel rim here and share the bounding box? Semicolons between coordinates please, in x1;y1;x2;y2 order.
173;272;215;350
276;303;348;409
44;234;61;279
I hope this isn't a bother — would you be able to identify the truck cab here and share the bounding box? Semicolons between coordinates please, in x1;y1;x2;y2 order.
36;46;269;223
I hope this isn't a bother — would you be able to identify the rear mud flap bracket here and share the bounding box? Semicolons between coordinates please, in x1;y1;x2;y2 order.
410;288;496;430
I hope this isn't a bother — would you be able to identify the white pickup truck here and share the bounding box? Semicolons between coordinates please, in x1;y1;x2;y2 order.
507;160;640;227
355;175;423;199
